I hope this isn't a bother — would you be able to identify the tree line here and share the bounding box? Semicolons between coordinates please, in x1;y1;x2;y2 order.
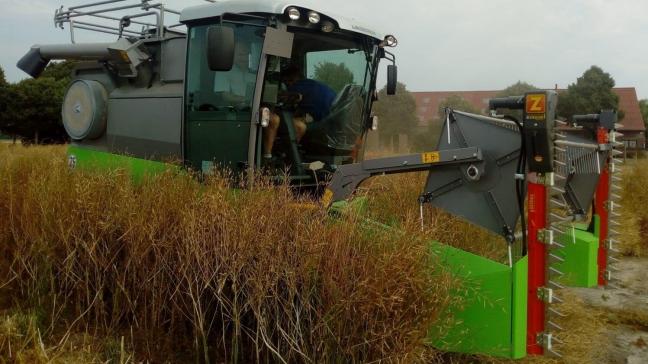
1;63;646;147
372;66;648;152
0;62;76;144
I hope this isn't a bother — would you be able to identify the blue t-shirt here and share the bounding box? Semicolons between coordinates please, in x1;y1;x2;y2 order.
288;79;336;121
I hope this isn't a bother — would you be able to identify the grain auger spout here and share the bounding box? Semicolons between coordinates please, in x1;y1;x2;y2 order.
17;38;150;79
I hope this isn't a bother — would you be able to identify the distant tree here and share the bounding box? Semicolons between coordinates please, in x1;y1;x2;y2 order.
372;82;418;151
3;77;69;144
0;66;6;87
492;81;539;121
437;94;479;119
41;60;77;81
496;81;539;98
640;99;648;130
0;61;76;144
410;122;442;153
0;66;11;140
557;66;623;121
313;62;354;93
410;94;479;152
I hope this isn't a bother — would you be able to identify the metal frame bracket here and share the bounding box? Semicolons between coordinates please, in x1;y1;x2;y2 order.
537;287;554;303
537;228;555;246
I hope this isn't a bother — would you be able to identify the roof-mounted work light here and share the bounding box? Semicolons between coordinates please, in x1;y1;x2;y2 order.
287;7;301;20
321;20;335;32
307;11;320;24
383;35;398;47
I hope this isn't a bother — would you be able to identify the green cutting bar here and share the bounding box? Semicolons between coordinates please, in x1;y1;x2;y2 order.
554;216;601;288
427;244;528;359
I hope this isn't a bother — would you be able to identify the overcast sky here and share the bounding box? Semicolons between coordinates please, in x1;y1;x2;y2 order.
1;0;646;99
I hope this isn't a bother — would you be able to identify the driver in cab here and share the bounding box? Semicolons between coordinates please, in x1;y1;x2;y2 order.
263;65;336;160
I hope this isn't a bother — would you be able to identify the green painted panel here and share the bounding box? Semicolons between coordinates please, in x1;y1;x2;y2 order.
185;117;251;173
556;228;599;288
330;197;369;216
511;255;528;359
329;199;529;358
68;145;178;181
593;214;601;237
427;243;527;359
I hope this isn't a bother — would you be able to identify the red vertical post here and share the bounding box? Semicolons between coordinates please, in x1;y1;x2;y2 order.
595;128;609;286
526;180;547;355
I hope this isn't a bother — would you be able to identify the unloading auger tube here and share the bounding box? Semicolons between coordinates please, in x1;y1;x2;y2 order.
323;108;523;244
16;0;180;79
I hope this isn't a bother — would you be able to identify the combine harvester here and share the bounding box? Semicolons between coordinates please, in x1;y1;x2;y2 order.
17;0;622;359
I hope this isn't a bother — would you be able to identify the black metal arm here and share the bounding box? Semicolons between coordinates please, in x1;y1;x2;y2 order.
322;147;482;207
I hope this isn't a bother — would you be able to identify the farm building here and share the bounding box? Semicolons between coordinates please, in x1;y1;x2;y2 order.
412;87;646;155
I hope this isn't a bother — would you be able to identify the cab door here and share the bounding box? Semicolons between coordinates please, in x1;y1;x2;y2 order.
184;23;264;173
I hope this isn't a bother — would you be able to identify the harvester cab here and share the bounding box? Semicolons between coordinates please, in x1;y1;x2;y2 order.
17;0;398;185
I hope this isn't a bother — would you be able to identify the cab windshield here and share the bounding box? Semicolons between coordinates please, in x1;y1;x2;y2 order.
184;21;378;174
263;30;377;165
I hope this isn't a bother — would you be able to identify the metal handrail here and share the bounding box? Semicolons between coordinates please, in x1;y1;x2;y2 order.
52;0;199;42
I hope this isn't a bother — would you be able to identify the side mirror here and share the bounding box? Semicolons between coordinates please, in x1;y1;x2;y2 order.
386;65;397;95
207;25;235;71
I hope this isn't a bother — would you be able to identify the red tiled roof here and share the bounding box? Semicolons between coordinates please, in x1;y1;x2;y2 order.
413;90;499;125
413;88;646;132
613;88;645;132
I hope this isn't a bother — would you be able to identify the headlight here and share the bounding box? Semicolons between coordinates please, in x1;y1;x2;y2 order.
287;7;300;21
307;11;320;24
384;35;398;47
321;20;335;33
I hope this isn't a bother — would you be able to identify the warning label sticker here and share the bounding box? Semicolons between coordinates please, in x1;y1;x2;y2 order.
421;152;440;164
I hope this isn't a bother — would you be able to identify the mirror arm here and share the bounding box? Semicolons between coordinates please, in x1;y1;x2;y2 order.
383;49;396;64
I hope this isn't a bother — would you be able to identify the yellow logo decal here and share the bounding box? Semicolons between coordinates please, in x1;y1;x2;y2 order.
526;94;546;114
421;152;440;164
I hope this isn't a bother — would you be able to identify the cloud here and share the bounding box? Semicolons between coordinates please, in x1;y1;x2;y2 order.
1;0;53;19
1;0;646;98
